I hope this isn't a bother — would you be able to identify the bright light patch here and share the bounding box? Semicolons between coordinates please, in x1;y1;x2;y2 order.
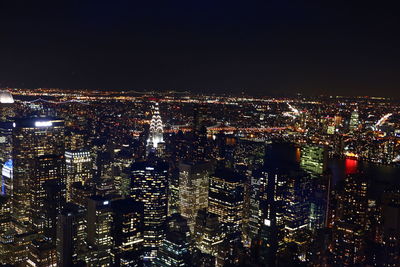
35;121;53;127
103;201;109;205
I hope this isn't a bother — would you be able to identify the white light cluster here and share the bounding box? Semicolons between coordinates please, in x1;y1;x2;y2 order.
35;121;53;127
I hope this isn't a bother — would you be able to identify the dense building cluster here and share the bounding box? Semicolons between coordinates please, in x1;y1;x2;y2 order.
0;88;399;266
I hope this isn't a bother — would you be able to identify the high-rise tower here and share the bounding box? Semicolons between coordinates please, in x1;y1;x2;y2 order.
12;117;65;225
208;168;245;233
332;173;368;266
0;90;15;168
349;110;359;131
179;161;212;232
147;103;164;155
65;150;93;201
130;159;168;260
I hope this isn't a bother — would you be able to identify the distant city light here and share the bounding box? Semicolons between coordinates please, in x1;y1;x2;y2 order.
35;121;53;127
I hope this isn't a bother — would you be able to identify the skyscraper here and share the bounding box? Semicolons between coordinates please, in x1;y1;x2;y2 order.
154;214;191;267
179;161;212;232
300;145;327;175
194;208;223;257
130;159;168;260
86;195;114;266
300;144;331;230
349;110;360;131
249;162;312;265
65;150;93;201
332;173;368;265
248;168;268;243
111;198;144;266
0;90;15;195
12;117;65;225
147;103;164;156
56;203;86;267
30;155;66;239
283;169;312;239
208;168;245;233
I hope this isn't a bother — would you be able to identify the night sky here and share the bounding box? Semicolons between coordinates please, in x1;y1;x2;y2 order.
1;1;400;97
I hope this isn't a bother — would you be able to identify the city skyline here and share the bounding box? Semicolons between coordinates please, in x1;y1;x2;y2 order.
1;1;400;266
0;88;399;265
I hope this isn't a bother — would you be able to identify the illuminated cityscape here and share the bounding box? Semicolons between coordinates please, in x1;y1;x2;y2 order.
0;88;398;266
1;2;400;266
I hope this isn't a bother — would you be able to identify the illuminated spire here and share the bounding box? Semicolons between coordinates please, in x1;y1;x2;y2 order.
147;103;164;149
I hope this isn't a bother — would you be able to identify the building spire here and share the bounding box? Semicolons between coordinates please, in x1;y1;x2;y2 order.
147;103;164;151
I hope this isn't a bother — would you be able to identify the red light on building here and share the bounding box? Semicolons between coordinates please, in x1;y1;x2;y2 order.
345;158;358;175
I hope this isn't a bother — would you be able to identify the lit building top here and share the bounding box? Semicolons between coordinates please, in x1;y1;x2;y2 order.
147;103;164;148
13;117;64;128
0;90;14;104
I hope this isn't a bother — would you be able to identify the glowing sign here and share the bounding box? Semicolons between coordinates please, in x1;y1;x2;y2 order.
35;121;53;127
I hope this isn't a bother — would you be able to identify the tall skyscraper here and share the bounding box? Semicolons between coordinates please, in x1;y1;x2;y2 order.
65;150;93;201
56;203;86;267
300;145;327;175
111;198;144;266
31;155;66;240
0;90;15;188
130;159;168;260
147;103;164;156
283;169;312;239
248;168;268;243
86;195;114;266
249;162;312;265
332;173;368;266
179;161;212;232
300;144;331;230
12;117;65;225
208;168;245;233
349;110;360;131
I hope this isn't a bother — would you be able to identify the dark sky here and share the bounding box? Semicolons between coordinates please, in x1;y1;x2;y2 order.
0;1;399;97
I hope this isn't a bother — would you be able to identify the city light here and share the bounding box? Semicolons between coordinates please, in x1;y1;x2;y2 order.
1;2;399;265
35;121;53;127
